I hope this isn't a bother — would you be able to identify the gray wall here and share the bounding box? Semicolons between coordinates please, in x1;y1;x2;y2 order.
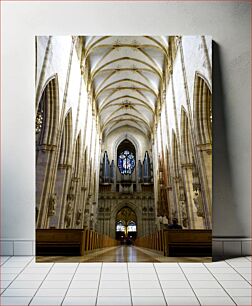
1;2;250;255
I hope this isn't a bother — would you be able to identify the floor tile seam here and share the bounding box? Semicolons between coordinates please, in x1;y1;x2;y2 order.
0;256;35;297
222;288;252;298
60;261;80;306
163;292;230;297
153;261;168;306
225;262;252;268
206;266;245;273
187;290;251;297
51;264;79;273
94;262;103;306
6;262;36;268
225;257;251;263
177;262;202;306
225;260;252;286
202;262;238;305
27;259;56;306
0;256;12;266
126;262;133;306
218;280;252;288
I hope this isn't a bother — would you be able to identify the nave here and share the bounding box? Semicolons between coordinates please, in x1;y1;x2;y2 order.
35;36;212;260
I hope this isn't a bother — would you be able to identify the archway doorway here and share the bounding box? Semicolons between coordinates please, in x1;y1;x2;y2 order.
115;206;137;244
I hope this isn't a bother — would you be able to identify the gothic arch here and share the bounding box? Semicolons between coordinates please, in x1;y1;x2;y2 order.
110;201;141;224
192;72;212;228
58;109;73;167
193;72;212;145
117;139;136;175
116;206;137;223
36;74;59;147
36;75;59;228
113;133;140;164
36;73;59;111
110;200;142;237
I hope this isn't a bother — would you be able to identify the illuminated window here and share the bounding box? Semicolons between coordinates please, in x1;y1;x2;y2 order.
116;221;125;232
118;150;135;175
127;221;136;232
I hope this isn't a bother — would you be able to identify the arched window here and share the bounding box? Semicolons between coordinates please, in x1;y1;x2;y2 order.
116;220;126;232
118;150;135;175
127;221;136;232
117;139;136;175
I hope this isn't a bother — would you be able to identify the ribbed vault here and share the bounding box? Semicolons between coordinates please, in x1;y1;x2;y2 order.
83;36;170;138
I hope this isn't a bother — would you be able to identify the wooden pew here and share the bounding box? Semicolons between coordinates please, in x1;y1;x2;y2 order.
36;229;119;256
163;229;212;257
36;229;86;256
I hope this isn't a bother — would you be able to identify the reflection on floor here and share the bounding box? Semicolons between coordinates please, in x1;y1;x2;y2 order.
36;245;212;263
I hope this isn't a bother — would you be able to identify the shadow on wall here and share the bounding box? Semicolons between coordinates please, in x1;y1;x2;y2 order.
212;42;245;241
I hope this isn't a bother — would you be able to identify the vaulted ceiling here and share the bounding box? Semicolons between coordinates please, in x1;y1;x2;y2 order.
83;36;170;139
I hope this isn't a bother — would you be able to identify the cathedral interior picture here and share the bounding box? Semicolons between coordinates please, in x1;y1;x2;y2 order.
35;36;212;262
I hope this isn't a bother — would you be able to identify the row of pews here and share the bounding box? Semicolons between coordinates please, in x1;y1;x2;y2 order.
36;229;119;256
134;229;212;257
36;229;212;257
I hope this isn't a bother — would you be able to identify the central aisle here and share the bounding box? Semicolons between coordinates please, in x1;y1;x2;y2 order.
36;246;163;263
85;245;160;262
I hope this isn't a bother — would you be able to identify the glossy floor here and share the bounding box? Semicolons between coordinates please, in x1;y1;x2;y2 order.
36;245;212;263
0;255;251;305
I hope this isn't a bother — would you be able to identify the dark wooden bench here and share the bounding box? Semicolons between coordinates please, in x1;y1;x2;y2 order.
163;229;212;257
36;229;86;256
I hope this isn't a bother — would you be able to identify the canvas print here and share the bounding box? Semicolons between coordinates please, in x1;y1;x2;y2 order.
35;36;212;262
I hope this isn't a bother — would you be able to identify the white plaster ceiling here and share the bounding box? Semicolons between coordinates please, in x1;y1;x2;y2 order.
84;36;168;138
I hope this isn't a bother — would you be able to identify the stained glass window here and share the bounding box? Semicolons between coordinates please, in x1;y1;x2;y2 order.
118;150;135;175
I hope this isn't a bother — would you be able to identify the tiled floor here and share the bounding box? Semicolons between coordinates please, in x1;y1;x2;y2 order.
0;256;251;305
